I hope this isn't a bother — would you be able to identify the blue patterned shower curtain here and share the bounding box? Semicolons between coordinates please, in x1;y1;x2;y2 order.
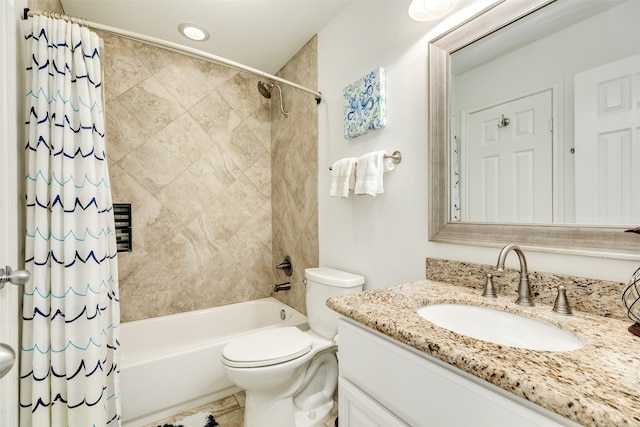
21;15;121;427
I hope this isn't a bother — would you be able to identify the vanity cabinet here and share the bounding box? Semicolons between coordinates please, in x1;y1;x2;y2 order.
339;377;408;427
337;319;580;427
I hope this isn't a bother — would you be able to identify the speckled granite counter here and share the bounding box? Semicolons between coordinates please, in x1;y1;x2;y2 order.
327;280;640;426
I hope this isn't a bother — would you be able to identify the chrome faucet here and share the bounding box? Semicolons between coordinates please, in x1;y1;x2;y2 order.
274;282;291;292
496;244;534;306
275;255;292;276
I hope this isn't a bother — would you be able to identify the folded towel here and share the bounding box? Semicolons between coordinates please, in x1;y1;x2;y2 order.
330;157;358;197
354;150;393;196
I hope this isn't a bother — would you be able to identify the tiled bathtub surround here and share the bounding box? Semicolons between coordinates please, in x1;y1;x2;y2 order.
104;33;272;322
29;0;64;13
426;258;628;320
101;31;318;321
271;37;320;315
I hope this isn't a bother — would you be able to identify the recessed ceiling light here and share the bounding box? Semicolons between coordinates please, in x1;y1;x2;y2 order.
178;23;210;41
408;0;458;21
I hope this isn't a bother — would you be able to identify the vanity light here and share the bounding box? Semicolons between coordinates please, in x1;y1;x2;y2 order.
178;23;210;41
408;0;458;21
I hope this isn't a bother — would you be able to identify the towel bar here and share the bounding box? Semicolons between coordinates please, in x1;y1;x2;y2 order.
329;150;402;170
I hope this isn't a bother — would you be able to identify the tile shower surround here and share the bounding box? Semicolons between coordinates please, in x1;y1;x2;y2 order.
101;31;319;322
270;36;320;317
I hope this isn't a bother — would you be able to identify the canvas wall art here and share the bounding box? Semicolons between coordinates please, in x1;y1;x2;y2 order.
343;67;386;139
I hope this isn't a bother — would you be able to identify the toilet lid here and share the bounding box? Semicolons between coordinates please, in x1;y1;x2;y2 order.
222;327;312;368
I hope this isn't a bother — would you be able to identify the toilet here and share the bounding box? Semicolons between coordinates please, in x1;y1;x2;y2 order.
221;267;364;427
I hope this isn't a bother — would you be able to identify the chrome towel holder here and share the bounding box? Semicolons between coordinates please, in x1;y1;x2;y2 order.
329;150;402;170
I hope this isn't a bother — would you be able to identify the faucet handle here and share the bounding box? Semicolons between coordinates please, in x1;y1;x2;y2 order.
552;285;573;315
482;273;497;298
275;255;292;276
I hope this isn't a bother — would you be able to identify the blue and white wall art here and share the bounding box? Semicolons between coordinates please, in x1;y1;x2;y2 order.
343;67;386;139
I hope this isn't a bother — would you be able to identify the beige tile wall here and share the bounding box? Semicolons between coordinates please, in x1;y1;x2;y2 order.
101;34;318;322
27;0;319;321
29;0;64;13
271;37;320;315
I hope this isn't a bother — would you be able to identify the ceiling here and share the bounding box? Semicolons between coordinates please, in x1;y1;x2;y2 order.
452;0;628;74
59;0;484;75
60;0;354;74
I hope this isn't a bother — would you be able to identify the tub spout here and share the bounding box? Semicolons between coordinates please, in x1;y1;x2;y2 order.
274;282;291;292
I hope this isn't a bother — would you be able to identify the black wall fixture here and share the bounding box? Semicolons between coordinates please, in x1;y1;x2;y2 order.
113;203;132;252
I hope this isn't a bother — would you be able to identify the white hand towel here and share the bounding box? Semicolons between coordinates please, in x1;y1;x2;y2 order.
354;150;389;196
330;157;358;197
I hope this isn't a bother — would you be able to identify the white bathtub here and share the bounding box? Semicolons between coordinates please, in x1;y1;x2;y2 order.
120;297;308;426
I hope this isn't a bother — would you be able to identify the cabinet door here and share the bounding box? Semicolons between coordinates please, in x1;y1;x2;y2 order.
339;377;409;427
338;319;577;427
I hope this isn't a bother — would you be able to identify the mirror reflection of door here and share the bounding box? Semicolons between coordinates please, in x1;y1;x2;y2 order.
463;90;553;223
575;55;640;224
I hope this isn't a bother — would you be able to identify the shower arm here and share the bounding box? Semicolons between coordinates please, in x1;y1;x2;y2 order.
272;84;289;118
258;81;289;118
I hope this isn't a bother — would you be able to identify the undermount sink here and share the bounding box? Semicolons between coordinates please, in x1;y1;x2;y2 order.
417;304;584;352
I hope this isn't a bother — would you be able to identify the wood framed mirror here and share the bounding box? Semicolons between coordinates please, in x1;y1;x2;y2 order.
427;0;640;258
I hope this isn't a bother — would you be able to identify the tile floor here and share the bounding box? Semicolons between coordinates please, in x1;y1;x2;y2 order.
144;391;339;427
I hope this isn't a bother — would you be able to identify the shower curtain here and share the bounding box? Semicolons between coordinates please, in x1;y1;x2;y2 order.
21;15;121;427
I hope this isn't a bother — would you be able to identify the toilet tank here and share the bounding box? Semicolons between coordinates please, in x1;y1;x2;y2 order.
305;267;364;338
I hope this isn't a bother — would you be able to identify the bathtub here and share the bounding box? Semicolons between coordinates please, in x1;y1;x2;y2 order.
120;297;308;427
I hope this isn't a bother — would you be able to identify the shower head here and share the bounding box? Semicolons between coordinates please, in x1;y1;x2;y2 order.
257;81;272;99
257;81;289;118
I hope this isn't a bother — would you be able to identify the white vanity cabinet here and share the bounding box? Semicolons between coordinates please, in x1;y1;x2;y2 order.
337;319;580;427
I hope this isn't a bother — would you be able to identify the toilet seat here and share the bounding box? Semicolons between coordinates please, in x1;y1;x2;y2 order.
222;327;313;368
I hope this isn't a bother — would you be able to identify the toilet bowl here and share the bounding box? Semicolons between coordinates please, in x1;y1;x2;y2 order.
221;267;365;427
223;328;337;426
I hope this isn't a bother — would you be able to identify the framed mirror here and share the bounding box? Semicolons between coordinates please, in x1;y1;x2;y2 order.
428;0;640;258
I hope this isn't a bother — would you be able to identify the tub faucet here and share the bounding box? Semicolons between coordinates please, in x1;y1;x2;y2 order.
274;282;291;292
496;243;534;307
276;255;292;276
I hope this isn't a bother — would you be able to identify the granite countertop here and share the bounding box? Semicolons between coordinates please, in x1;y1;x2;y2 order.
327;280;640;427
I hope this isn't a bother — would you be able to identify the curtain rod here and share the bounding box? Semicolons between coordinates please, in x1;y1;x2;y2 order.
24;8;323;104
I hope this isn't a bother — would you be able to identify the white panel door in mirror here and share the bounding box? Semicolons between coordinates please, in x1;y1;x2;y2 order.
575;55;640;225
462;90;553;223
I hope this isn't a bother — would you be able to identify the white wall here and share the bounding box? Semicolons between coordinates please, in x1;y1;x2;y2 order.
318;1;639;290
317;2;433;288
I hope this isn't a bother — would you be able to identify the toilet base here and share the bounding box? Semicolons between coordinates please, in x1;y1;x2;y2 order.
245;393;297;427
244;394;334;427
294;399;334;427
241;350;338;427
